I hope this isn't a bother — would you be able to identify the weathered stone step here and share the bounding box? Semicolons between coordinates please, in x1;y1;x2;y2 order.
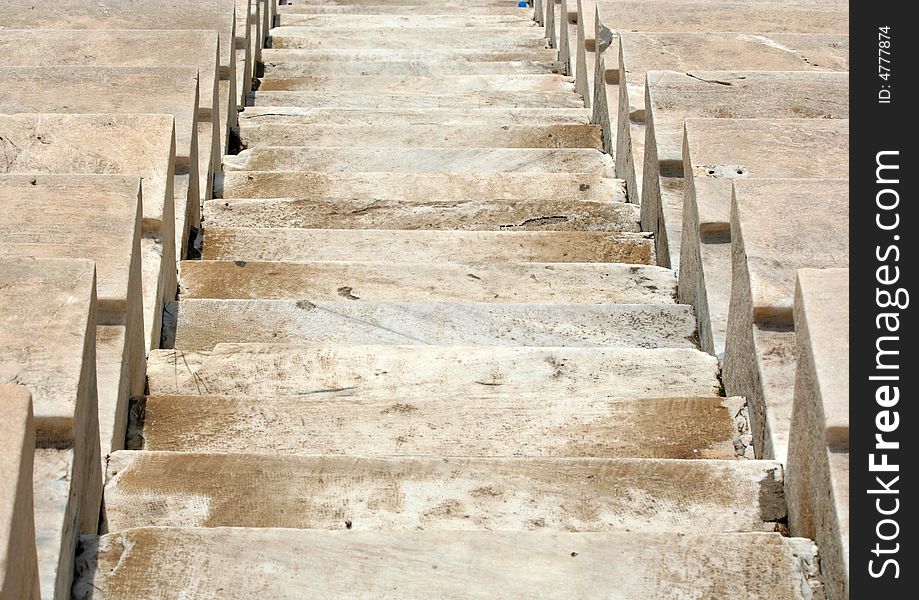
129;393;738;458
250;89;585;109
104;453;783;532
257;74;573;93
202;228;653;264
178;260;676;304
165;300;699;351
237;106;591;126
223;148;613;174
262;59;565;76
205;196;639;232
239;123;601;148
268;27;547;50
74;528;824;599
147;345;719;397
260;47;560;63
277;14;537;28
219;170;616;200
278;3;533;15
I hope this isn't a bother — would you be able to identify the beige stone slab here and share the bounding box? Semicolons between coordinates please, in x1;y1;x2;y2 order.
223;147;613;174
250;89;585;109
219;170;618;200
0;259;102;596
278;14;537;27
0;0;238;69
33;449;76;600
269;26;547;50
178;260;676;304
166;300;699;351
104;453;784;532
259;47;560;62
237;106;590;126
202;228;654;264
257;74;573;93
205;196;639;232
0;113;179;350
642;71;849;268
0;66;201;255
677;119;849;357
787;269;849;600
73;528;824;599
723;180;848;463
148;344;719;398
239;123;601;148
262;59;565;76
130;394;744;459
0;29;221;126
0;385;39;600
614;33;849;202
0;174;147;456
278;3;533;14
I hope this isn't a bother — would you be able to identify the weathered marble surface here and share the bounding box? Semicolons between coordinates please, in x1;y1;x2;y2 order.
787;268;849;600
677;118;848;358
0;113;178;349
0;385;39;600
641;70;849;268
0;174;146;456
166;300;698;351
73;529;823;600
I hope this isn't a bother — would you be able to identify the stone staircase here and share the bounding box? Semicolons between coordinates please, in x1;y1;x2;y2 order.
0;1;849;599
82;1;817;597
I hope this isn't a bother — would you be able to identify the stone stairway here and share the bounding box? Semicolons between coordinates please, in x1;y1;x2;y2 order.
66;1;822;597
0;1;851;598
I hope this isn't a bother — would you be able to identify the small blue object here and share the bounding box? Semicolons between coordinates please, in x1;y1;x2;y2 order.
517;1;528;6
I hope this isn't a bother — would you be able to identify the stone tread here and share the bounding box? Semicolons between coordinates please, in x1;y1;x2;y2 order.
277;14;538;27
201;228;654;264
268;27;549;51
261;60;566;76
239;123;601;148
222;147;614;174
249;90;586;109
129;394;741;459
218;171;622;201
259;48;561;62
73;528;824;600
256;74;575;93
146;345;719;398
207;195;639;231
103;453;784;532
236;107;591;126
177;260;677;304
165;300;700;351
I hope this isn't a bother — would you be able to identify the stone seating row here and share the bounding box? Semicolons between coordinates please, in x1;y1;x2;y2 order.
554;1;850;598
0;2;275;597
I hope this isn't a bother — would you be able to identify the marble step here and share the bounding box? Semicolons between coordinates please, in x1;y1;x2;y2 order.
218;170;620;201
237;107;590;126
268;27;548;51
204;196;639;232
259;48;560;63
201;228;653;264
146;345;719;398
256;74;574;93
261;59;565;76
249;89;585;109
277;14;539;28
102;453;783;532
177;260;677;304
74;529;824;599
128;393;741;459
164;300;700;351
222;147;614;174
238;123;601;148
